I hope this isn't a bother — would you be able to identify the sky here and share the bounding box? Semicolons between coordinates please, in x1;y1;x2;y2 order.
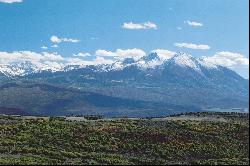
0;0;249;78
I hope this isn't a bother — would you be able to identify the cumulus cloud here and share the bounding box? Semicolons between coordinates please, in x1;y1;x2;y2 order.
62;38;80;43
174;42;210;50
95;50;117;57
0;51;64;68
122;21;157;30
73;52;91;58
50;36;61;43
185;20;203;27
95;48;146;60
94;56;114;65
0;0;22;3
115;49;146;59
151;49;176;60
50;35;80;43
66;56;113;66
0;51;115;74
202;51;249;67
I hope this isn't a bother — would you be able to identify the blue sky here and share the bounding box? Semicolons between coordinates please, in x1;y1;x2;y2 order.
0;0;249;77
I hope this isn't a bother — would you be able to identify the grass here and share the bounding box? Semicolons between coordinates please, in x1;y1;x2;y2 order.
0;112;249;165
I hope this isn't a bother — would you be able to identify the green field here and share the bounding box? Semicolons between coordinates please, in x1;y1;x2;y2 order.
0;112;249;165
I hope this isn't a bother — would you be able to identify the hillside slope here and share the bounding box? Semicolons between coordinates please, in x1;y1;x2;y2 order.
0;112;248;165
0;82;200;117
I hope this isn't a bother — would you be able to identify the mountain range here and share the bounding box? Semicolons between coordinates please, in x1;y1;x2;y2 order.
0;52;248;117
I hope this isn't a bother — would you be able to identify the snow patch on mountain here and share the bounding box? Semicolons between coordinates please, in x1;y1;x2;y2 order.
137;52;164;69
171;52;201;71
0;52;222;77
198;57;219;69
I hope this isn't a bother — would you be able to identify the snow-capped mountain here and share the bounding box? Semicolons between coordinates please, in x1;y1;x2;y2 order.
16;52;246;91
0;52;246;80
167;53;202;71
160;52;220;73
0;52;248;116
0;61;39;77
104;52;220;73
107;53;163;71
0;61;65;77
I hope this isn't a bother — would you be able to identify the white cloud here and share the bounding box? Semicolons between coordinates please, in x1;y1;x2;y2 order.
62;38;80;43
66;57;83;64
0;0;22;3
151;49;176;60
215;51;247;60
0;51;65;67
50;36;61;43
236;57;249;65
116;49;146;59
94;56;114;65
41;52;64;61
174;42;210;50
50;35;80;43
185;20;203;27
95;48;146;60
73;52;91;58
95;49;117;57
51;44;59;48
177;27;182;30
41;46;48;50
0;51;114;74
202;51;249;67
66;56;113;66
122;21;157;30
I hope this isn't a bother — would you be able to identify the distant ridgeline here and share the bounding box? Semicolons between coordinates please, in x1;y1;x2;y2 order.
0;52;248;117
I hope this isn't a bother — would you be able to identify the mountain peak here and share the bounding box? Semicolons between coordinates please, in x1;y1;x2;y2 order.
168;52;201;70
122;57;136;65
0;51;236;77
173;52;193;59
168;52;220;71
141;52;160;62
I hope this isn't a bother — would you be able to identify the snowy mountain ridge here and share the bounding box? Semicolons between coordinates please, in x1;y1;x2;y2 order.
0;52;224;77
